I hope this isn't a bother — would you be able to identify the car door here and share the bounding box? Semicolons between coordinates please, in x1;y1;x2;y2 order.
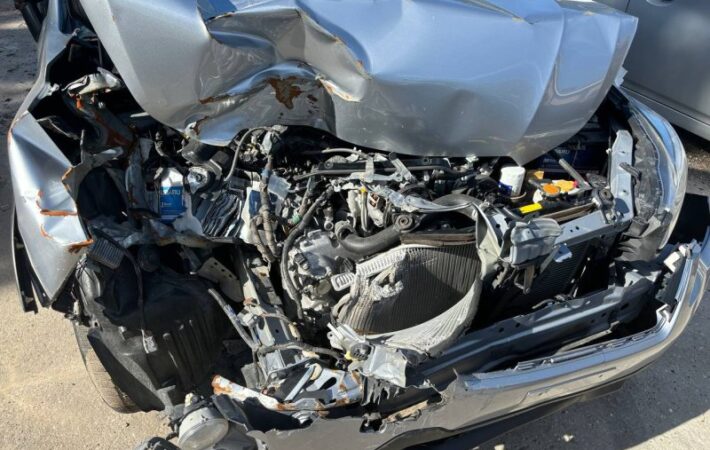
612;0;710;139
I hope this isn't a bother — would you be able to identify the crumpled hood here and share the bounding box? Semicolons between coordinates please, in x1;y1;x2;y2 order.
80;0;636;163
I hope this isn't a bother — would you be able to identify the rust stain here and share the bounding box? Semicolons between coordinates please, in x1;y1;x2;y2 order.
36;195;77;216
39;225;52;239
385;400;431;423
198;94;231;105
68;239;94;254
319;79;357;102
321;80;334;95
75;97;135;148
61;166;73;184
192;116;210;134
267;77;303;110
61;167;75;194
39;209;78;217
212;377;233;396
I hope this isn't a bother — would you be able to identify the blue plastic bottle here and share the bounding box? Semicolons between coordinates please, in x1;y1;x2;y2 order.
158;167;186;223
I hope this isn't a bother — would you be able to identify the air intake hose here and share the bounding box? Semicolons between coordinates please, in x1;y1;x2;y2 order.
335;214;416;257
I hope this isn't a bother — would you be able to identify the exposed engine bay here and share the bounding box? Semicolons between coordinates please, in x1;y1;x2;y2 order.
28;63;659;414
9;1;698;449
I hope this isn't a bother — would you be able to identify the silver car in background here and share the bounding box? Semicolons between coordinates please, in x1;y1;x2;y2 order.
600;0;710;140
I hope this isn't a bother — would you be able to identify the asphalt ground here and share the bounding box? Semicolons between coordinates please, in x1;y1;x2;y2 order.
0;4;707;449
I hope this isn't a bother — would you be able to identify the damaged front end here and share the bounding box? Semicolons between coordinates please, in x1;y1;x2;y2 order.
9;0;708;449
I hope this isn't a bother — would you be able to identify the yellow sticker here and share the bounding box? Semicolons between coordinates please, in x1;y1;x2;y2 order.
518;203;543;214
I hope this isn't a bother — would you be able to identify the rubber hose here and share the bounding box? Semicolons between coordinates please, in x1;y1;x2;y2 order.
335;223;403;257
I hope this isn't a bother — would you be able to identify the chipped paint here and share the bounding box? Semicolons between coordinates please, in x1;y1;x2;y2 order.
39;224;52;239
319;79;356;103
36;193;77;216
61;166;73;184
39;209;78;217
67;239;94;254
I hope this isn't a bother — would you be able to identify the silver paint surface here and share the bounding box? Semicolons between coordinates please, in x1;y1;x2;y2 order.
8;0;86;300
79;0;637;163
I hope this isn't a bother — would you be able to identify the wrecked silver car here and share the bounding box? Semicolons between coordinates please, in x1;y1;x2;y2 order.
10;0;709;449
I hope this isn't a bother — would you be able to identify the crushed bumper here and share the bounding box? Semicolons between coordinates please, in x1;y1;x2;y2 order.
211;225;709;450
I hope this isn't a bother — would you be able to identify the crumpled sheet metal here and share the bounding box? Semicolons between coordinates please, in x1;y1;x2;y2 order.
80;0;636;163
9;0;88;300
9;114;90;300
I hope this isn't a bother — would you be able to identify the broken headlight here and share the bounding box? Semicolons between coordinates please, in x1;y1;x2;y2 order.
628;95;688;248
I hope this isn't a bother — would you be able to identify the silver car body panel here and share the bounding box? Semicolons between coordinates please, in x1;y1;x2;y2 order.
8;0;87;300
597;0;710;141
78;0;637;163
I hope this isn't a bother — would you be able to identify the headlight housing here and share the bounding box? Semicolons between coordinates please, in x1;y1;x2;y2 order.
626;94;688;249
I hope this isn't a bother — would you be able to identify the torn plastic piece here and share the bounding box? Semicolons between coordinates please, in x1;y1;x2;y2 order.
64;67;123;97
267;174;290;214
197;257;243;302
328;324;407;387
62;147;123;195
507;219;562;266
388;153;416;183
369;185;472;214
358;346;409;388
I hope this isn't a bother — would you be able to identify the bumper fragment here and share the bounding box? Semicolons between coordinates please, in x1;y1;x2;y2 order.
232;230;709;450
